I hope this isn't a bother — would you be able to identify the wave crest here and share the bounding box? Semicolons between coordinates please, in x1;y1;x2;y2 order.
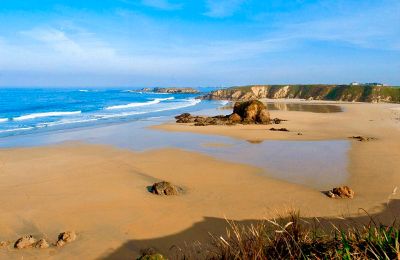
13;111;82;121
105;97;174;110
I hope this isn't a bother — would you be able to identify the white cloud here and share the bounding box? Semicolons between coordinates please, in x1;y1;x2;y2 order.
204;0;245;18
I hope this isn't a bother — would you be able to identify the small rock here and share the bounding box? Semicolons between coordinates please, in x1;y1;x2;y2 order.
151;181;179;195
327;186;354;199
56;231;76;247
269;127;289;132
297;132;303;135
34;239;49;249
271;118;286;124
14;235;36;249
0;241;10;247
349;136;377;142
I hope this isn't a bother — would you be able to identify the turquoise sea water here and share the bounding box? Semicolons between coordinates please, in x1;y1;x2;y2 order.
0;88;218;137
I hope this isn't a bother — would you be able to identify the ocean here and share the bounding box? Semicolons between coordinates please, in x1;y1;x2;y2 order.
0;88;217;138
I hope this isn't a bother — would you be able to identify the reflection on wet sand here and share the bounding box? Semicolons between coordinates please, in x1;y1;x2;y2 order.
219;102;343;113
267;103;343;113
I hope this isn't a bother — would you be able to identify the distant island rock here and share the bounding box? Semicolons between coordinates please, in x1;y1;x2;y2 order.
200;84;400;103
139;87;199;94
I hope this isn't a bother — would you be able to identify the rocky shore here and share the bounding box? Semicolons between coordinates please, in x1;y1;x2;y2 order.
175;100;271;126
140;87;199;94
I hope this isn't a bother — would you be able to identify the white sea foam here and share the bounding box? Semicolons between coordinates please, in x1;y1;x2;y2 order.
100;98;201;119
37;118;99;128
0;126;34;134
79;89;89;92
13;111;82;121
105;97;175;110
0;118;8;123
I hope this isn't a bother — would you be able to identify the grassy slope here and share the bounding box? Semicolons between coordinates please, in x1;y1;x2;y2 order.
211;85;400;103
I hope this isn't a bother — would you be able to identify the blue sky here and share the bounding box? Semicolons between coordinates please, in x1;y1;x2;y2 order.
0;0;399;87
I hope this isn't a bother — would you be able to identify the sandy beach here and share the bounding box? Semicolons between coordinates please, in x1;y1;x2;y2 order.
0;101;400;259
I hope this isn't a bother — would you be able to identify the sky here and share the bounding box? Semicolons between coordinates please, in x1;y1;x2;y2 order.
0;0;399;87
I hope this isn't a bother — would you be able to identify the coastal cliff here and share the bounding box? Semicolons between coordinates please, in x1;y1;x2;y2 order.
201;85;400;103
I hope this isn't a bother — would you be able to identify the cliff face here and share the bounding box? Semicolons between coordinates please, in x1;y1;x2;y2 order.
201;85;400;103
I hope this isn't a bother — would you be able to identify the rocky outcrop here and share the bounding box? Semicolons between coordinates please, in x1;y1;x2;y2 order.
201;85;400;103
151;181;180;195
175;100;271;126
326;186;355;199
142;87;199;94
233;100;270;124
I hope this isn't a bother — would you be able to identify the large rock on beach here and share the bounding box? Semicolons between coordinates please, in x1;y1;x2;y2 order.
175;100;271;126
233;100;270;124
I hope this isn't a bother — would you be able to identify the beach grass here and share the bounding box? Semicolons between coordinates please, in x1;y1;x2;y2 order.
173;211;400;259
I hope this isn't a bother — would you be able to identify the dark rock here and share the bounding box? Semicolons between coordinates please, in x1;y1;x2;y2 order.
326;186;354;199
271;118;286;124
175;100;272;126
349;136;377;142
269;128;289;132
151;181;179;195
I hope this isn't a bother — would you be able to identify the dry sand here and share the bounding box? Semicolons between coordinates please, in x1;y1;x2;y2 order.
0;102;399;259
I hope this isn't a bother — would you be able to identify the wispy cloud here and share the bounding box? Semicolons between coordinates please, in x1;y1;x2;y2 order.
204;0;245;18
141;0;181;10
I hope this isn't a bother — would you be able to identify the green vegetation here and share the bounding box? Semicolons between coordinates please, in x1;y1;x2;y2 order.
176;212;400;259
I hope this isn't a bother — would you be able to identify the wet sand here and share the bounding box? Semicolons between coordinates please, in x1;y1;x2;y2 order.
0;101;399;259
